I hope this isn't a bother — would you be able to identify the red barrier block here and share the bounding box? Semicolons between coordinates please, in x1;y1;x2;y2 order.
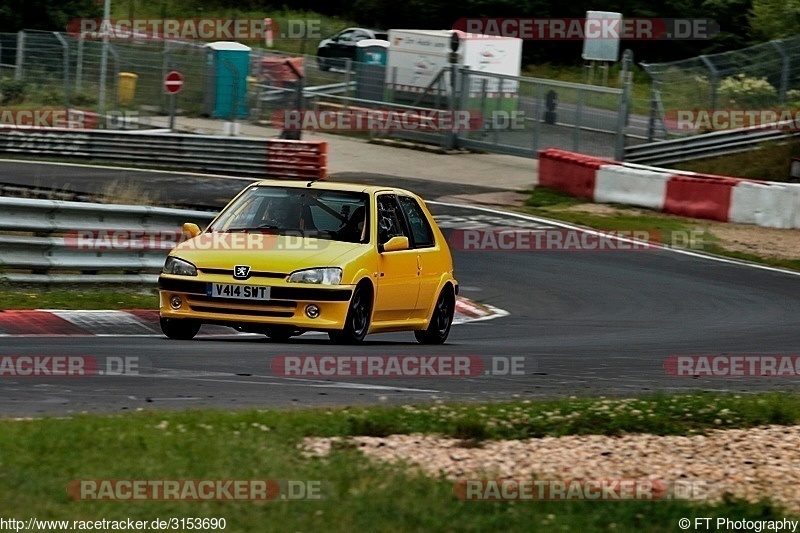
265;139;327;180
664;174;737;221
537;149;618;199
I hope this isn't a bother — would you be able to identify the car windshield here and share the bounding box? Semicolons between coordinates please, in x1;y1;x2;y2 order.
207;185;370;243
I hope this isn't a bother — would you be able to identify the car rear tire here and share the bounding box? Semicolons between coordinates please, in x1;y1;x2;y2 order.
160;317;200;340
329;284;371;344
415;287;455;345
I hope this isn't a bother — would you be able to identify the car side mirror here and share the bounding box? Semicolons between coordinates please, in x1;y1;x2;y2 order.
183;223;201;238
379;236;409;253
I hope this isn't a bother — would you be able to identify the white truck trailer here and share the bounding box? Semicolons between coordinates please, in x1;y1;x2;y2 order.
385;29;522;105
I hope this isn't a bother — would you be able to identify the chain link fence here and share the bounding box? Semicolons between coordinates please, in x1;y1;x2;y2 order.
253;53;636;159
0;31;209;122
641;35;800;140
2;30;638;159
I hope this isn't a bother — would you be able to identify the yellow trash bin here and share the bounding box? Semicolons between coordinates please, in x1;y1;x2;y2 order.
118;72;138;105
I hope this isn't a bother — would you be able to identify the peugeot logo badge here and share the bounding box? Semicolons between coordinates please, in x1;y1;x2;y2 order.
233;265;251;280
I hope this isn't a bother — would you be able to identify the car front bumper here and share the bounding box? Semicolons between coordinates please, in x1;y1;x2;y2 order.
158;276;353;331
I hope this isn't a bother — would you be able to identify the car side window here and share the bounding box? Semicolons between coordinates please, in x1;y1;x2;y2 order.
398;196;435;248
337;30;355;42
376;194;409;245
352;31;369;42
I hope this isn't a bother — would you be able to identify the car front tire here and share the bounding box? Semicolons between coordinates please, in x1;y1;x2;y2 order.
329;283;371;344
264;327;296;341
415;287;455;345
160;317;200;340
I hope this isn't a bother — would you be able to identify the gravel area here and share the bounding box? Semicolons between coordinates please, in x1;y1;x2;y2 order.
302;426;800;512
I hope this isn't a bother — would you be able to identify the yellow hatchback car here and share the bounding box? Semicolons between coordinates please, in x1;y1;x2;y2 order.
158;180;458;344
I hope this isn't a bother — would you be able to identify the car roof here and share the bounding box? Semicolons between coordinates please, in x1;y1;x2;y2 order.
250;179;419;198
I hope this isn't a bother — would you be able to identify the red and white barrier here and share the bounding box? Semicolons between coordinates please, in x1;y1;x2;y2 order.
538;148;619;199
537;149;800;229
595;164;670;211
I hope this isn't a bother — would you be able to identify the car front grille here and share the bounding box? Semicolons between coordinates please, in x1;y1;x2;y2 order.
198;268;286;279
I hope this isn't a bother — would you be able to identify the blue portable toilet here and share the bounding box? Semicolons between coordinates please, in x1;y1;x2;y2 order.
203;41;251;119
355;39;389;100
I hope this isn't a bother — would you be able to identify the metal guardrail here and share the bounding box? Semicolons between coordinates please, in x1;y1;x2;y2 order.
624;120;800;166
0;128;328;180
0;196;215;284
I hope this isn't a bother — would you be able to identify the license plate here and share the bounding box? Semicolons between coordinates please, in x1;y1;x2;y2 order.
208;283;271;301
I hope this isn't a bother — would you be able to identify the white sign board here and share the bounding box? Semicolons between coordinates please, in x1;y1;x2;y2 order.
386;30;522;96
582;11;622;62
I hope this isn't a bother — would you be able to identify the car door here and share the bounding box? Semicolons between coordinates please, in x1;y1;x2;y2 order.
397;195;440;320
372;194;420;323
330;29;356;66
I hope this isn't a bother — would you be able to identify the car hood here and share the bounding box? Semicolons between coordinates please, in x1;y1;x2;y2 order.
170;233;364;273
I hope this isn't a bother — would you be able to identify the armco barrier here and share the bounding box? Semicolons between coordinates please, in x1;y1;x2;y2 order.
663;174;738;222
0;197;215;283
537;149;800;228
538;148;619;199
0;128;327;180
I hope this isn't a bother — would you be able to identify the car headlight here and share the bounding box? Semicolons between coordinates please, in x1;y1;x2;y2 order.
162;257;197;276
288;267;342;285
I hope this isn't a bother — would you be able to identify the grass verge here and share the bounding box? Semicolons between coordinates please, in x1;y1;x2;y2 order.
0;284;158;310
1;393;796;530
671;140;800;182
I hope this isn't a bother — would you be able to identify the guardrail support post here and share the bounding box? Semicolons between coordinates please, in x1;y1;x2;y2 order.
15;31;24;80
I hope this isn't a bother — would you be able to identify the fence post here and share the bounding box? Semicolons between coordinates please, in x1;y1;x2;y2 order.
615;49;633;161
15;31;24;80
98;0;111;115
75;37;84;92
771;40;789;104
457;65;470;148
573;87;584;152
699;55;719;109
54;32;71;109
108;43;120;108
531;82;541;153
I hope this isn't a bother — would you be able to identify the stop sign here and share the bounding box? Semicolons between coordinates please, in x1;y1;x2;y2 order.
164;71;183;95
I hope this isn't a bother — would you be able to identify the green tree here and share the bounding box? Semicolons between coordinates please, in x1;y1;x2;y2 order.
0;0;101;32
749;0;800;39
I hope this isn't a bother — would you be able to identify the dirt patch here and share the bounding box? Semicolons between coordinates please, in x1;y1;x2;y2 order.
696;222;800;260
437;191;530;208
557;203;800;260
302;425;800;512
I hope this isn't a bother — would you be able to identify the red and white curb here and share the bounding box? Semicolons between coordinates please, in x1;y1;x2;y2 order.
0;297;507;337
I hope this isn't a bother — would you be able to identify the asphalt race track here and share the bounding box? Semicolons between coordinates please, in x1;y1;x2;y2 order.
1;162;800;416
